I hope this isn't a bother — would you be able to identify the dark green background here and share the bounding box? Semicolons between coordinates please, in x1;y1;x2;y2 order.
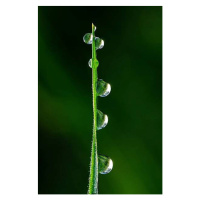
38;6;162;194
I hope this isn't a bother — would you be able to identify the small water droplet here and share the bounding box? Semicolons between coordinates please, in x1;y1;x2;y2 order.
95;37;104;50
97;79;111;97
83;33;93;44
92;23;96;31
97;110;108;130
88;59;99;68
98;154;113;174
88;59;92;68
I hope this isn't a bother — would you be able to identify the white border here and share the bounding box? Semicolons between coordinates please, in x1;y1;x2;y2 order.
1;0;200;199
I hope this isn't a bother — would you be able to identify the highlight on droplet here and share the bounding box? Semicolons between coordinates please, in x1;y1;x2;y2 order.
97;109;108;130
83;33;93;44
97;79;111;97
95;37;104;50
88;58;99;68
98;154;113;174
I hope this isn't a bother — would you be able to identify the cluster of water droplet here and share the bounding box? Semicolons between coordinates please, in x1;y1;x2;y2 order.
83;25;113;176
96;82;113;174
83;34;104;50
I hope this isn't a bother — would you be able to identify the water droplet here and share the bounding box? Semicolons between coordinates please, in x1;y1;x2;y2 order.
97;79;111;97
88;59;99;68
92;23;96;31
97;110;108;130
88;59;92;68
95;37;104;50
83;33;93;44
98;154;113;174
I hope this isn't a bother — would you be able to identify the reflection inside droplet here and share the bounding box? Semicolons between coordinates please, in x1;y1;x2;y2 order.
98;154;113;174
83;33;93;44
97;79;111;97
88;59;92;68
95;37;104;50
97;110;108;130
88;59;99;68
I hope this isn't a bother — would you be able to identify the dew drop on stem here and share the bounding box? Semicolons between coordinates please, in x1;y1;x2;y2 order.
83;33;93;44
95;37;104;50
97;110;108;130
98;154;113;174
97;79;111;97
88;59;92;68
88;58;99;68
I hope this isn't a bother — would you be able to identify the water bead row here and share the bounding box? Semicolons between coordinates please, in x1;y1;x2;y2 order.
83;29;113;175
83;33;104;50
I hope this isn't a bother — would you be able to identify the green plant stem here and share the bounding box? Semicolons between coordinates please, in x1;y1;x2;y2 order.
88;23;98;194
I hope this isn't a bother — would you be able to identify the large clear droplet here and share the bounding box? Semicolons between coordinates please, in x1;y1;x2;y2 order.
88;58;99;68
83;33;93;44
95;37;104;50
98;154;113;174
97;110;108;130
97;79;111;97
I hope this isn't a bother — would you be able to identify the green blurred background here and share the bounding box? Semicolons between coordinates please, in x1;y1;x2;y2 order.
38;6;162;194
